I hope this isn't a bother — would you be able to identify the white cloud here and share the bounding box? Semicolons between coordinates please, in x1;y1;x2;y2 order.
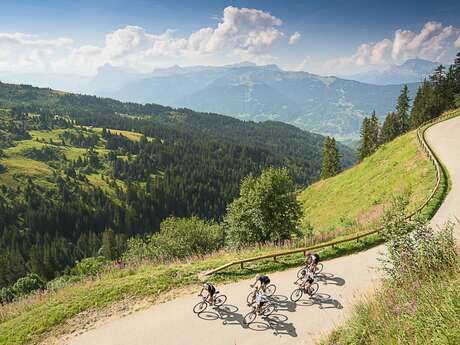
0;6;284;75
0;33;73;73
288;32;301;45
303;21;460;75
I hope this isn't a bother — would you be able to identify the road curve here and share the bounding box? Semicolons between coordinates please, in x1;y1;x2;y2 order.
67;115;460;345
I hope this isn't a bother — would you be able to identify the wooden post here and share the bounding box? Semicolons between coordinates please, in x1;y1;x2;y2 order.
273;256;277;263
240;262;244;269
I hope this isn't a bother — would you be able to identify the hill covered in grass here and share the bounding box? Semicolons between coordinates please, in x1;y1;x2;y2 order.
0;81;357;288
298;130;435;235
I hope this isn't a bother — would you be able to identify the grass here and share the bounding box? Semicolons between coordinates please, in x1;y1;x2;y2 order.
0;233;384;345
92;127;154;142
299;131;435;233
0;113;451;345
322;261;460;345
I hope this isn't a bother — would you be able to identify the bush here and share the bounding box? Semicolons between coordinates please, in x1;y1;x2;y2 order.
122;237;150;262
12;273;45;297
73;256;108;277
46;275;82;291
381;194;457;282
0;287;15;304
123;216;224;262
224;167;302;247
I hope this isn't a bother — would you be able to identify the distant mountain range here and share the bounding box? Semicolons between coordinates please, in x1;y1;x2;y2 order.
0;60;430;139
86;62;418;139
344;58;438;85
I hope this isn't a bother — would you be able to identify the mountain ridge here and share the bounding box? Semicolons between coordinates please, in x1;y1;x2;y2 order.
92;63;419;139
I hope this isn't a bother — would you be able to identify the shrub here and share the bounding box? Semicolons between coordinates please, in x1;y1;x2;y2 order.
12;273;45;297
73;256;108;277
0;287;15;304
122;237;151;262
224;167;302;247
123;216;224;262
380;193;457;282
46;275;82;291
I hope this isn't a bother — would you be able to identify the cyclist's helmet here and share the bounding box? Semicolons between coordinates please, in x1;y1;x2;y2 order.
203;283;209;289
255;273;261;280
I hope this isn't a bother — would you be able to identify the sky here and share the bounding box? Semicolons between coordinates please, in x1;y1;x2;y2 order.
0;0;460;76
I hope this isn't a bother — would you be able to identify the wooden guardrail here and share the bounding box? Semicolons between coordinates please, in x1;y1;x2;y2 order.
203;110;459;276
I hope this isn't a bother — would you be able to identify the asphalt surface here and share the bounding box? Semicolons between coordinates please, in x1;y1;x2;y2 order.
68;115;460;345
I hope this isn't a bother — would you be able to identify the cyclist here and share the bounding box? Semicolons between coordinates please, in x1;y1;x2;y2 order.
299;269;315;293
248;274;271;306
305;252;320;273
199;282;216;305
254;289;268;314
250;273;270;292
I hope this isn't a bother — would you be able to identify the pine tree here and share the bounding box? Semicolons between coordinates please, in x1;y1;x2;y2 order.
321;137;341;179
101;228;117;260
358;111;380;160
395;85;410;134
452;52;460;97
369;111;380;153
358;117;371;160
380;112;399;143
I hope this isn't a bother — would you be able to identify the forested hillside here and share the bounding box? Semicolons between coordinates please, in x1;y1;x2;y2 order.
0;82;355;287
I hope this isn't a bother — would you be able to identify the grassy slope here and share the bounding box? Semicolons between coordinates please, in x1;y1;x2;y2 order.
0;125;438;345
299;131;435;234
323;265;460;345
0;127;142;191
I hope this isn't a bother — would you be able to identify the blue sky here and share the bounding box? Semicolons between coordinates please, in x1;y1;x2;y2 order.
0;0;459;75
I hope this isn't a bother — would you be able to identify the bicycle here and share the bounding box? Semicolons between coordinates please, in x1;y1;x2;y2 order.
246;283;276;305
243;299;277;325
290;277;319;302
296;262;323;278
192;291;227;314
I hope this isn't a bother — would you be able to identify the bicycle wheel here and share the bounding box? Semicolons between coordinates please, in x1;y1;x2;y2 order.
262;303;276;316
307;282;319;296
265;284;276;296
297;267;306;278
290;288;303;302
246;291;256;304
214;294;227;306
193;301;207;314
243;311;257;325
314;263;324;274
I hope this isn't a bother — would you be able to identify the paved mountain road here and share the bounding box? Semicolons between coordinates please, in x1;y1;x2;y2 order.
68;116;460;345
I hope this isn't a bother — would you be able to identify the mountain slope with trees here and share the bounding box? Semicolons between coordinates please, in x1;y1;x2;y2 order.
0;81;355;288
87;63;420;139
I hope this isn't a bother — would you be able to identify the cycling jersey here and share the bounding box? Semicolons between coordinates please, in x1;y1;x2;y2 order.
205;283;216;295
258;275;270;285
255;291;267;304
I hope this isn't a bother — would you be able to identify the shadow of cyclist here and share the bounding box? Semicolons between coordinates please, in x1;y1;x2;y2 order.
215;304;245;327
294;292;343;310
270;294;297;312
316;272;346;286
263;313;298;337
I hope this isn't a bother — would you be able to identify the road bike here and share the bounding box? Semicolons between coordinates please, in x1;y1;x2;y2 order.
290;277;319;302
243;299;277;325
192;291;227;314
246;283;276;304
296;262;323;278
